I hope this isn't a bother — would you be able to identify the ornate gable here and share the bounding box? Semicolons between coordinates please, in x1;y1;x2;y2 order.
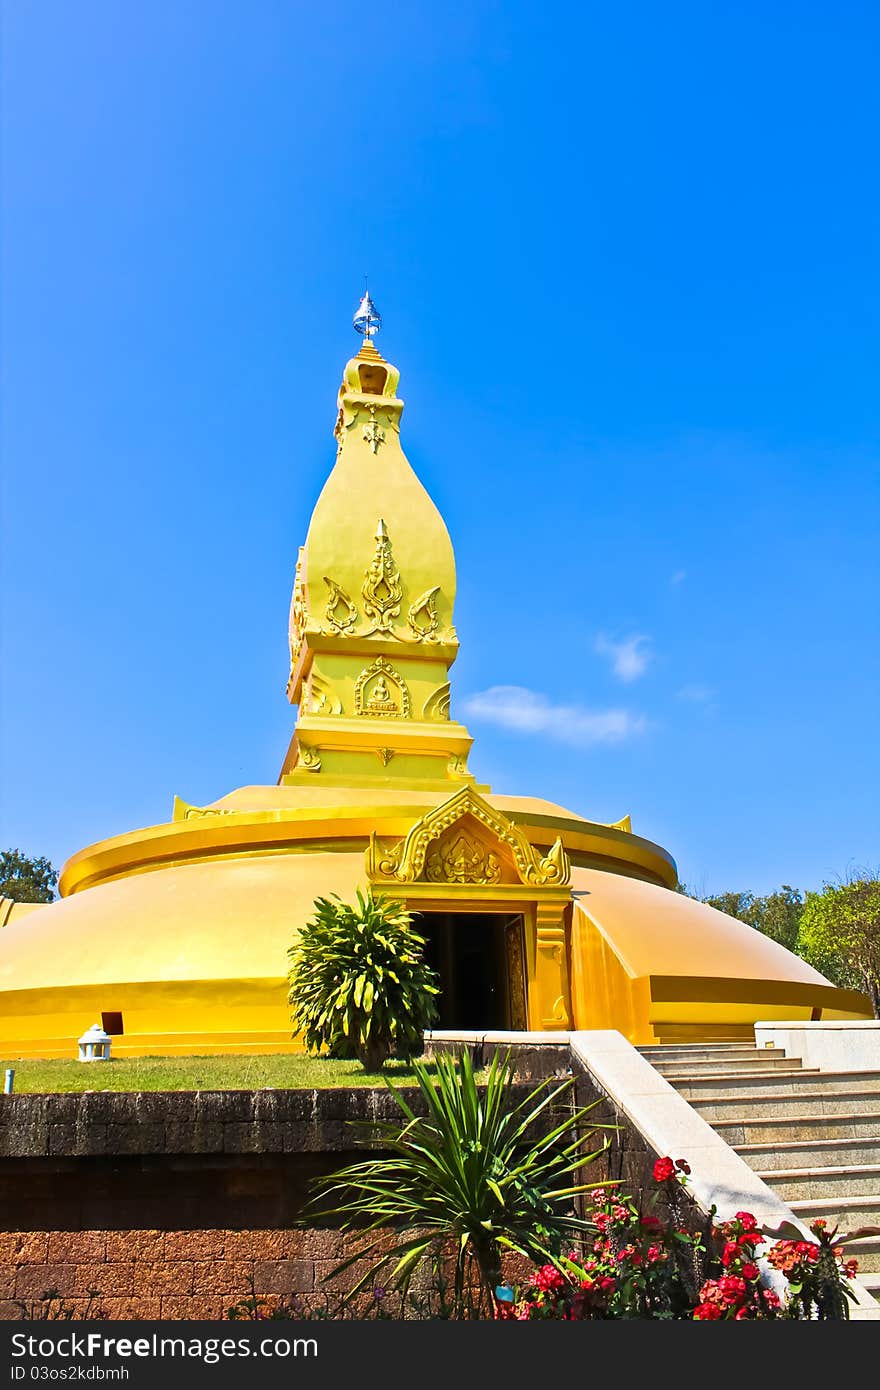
365;786;570;888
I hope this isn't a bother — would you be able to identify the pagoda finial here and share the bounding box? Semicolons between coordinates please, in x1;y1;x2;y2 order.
353;288;381;341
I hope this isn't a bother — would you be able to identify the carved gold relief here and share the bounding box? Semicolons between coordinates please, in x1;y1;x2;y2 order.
173;796;235;822
362;404;386;454
354;657;411;720
422;682;451;721
425;831;502;885
365;786;571;888
375;747;395;767
322;577;358;635
447;754;470;778
297;745;322;773
362;518;402;633
289;547;309;667
307;672;343;716
407;586;440;642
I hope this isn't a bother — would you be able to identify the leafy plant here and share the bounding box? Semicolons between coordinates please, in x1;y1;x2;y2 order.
0;848;57;904
287;889;439;1071
797;872;880;1017
306;1048;610;1317
766;1218;868;1320
498;1163;862;1321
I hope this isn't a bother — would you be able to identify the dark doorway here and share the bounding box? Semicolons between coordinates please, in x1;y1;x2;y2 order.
416;913;526;1030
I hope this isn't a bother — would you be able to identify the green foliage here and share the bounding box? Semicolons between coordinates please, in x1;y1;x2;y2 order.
287;889;439;1071
0;848;57;905
7;1053;460;1094
307;1048;609;1317
797;873;880;1017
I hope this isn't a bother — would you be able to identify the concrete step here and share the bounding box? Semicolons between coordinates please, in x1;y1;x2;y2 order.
712;1112;880;1146
737;1137;880;1172
650;1055;803;1076
638;1044;770;1061
786;1193;880;1233
670;1070;880;1100
836;1237;880;1273
757;1164;880;1201
689;1089;880;1122
858;1271;880;1293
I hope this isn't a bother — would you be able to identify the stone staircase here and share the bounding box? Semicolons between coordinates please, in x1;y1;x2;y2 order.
637;1042;880;1301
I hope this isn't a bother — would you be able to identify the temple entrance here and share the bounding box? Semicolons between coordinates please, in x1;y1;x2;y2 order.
416;912;527;1030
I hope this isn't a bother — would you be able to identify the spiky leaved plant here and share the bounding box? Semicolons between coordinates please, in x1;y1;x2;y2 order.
287;889;439;1072
306;1048;610;1316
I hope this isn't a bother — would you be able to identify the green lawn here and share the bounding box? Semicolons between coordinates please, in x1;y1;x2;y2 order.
3;1053;457;1094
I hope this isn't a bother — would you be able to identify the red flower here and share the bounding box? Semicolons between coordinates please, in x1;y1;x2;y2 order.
693;1301;723;1320
738;1230;764;1249
719;1275;746;1305
653;1156;676;1182
640;1214;663;1231
734;1211;758;1231
532;1264;566;1292
741;1262;759;1281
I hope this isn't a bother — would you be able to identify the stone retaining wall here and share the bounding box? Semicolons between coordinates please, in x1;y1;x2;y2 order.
1;1069;558;1320
1;1225;392;1321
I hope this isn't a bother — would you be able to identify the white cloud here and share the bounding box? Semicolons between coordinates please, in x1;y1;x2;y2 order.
595;633;652;683
677;683;716;703
463;686;647;747
670;570;687;585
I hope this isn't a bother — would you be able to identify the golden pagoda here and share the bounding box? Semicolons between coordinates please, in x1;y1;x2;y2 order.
0;298;870;1057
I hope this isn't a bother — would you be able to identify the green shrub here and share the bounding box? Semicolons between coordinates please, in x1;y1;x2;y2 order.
307;1048;608;1316
287;889;439;1071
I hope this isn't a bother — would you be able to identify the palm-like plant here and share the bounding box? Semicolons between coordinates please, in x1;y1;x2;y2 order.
307;1048;610;1316
287;889;439;1071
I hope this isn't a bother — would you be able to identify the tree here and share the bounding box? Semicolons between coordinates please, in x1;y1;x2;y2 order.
797;874;880;1018
287;889;439;1071
308;1048;607;1316
0;849;58;904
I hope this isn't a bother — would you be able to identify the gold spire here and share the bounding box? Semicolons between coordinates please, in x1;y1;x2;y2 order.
279;306;474;790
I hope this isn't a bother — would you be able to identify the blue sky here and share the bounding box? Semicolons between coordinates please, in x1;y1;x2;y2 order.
2;1;878;895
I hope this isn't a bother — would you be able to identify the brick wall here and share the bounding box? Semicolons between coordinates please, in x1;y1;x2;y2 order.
0;1225;397;1321
1;1065;562;1321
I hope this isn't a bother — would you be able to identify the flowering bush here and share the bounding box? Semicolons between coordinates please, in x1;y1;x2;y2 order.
692;1213;781;1319
765;1218;861;1321
495;1158;861;1321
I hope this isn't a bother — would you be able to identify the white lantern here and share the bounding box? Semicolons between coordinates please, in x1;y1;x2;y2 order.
77;1023;112;1062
